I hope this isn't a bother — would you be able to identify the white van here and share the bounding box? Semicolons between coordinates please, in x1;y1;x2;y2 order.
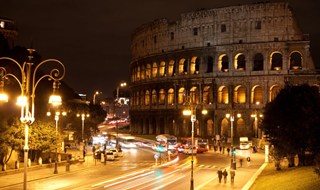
239;137;251;150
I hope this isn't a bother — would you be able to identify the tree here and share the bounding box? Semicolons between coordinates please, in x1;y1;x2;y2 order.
28;120;56;162
0;112;24;171
261;84;320;167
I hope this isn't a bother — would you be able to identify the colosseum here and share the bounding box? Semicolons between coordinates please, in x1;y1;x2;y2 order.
129;2;319;143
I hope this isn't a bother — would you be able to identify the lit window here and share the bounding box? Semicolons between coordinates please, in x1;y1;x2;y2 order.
0;21;5;28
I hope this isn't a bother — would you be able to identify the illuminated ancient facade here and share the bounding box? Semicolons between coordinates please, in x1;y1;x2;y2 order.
129;2;319;141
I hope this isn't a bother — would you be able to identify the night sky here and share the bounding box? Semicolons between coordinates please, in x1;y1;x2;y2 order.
0;0;319;98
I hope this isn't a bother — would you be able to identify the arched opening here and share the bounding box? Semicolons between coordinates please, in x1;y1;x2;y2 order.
140;91;144;106
207;119;214;136
167;88;174;105
168;60;175;76
152;62;158;78
235;53;246;70
178;87;186;104
159;89;165;105
190;86;199;104
251;85;263;104
179;58;187;74
159;61;166;77
146;64;151;79
270;52;283;70
218;86;229;104
206;56;214;73
253;53;264;71
141;65;145;80
221;118;230;138
289;51;302;70
136;66;140;81
218;54;229;72
145;90;150;105
236;118;246;137
151;89;157;105
190;56;199;74
203;86;213;104
234;85;246;104
269;85;281;102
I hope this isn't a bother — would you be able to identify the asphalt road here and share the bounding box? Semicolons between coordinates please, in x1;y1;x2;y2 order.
0;146;237;190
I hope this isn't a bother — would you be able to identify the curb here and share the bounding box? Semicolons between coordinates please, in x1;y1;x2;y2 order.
242;162;268;190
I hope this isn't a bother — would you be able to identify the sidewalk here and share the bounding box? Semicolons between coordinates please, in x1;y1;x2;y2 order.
201;150;266;190
0;153;101;189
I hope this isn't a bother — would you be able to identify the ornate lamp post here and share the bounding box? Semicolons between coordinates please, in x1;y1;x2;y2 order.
183;99;207;190
0;49;65;190
47;111;66;174
226;112;241;170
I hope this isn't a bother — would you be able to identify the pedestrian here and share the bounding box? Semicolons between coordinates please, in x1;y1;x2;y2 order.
247;157;251;166
239;158;243;167
217;169;223;183
227;147;230;156
230;169;235;184
222;169;228;183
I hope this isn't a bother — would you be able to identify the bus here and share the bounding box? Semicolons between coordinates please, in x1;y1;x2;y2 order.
155;134;177;151
118;135;137;148
180;137;209;153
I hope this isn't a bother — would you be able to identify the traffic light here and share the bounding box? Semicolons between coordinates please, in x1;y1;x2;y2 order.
157;144;164;153
231;148;236;155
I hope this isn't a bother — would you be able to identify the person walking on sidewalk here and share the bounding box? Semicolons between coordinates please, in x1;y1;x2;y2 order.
222;169;228;183
217;169;223;183
230;169;235;184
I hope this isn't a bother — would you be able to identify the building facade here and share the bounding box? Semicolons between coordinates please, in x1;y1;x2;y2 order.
0;18;17;49
129;2;320;141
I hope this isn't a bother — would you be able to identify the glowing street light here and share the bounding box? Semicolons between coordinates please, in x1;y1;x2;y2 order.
226;112;241;169
116;82;127;101
77;113;90;142
0;49;65;190
183;99;207;190
47;111;67;174
93;91;102;105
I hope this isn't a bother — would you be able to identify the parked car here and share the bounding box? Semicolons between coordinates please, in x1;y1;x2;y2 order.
183;147;197;155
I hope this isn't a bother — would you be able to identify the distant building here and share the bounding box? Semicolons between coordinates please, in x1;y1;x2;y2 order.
0;18;17;49
129;2;320;140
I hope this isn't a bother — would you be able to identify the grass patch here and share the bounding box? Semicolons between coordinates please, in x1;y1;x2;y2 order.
250;163;320;190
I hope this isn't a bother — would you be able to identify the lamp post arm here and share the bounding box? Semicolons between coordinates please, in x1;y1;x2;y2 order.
32;59;66;94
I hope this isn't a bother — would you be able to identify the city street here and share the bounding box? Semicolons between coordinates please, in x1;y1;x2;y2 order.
0;145;265;190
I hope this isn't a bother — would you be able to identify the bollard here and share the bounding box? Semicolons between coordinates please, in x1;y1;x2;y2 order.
15;161;20;169
66;162;70;172
38;157;42;165
27;158;31;167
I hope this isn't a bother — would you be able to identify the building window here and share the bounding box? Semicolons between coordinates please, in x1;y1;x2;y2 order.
221;24;226;32
154;35;157;44
255;21;261;29
253;53;264;71
0;21;5;28
193;28;198;36
170;32;174;40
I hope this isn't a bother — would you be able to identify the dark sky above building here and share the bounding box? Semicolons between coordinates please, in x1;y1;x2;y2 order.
0;0;319;98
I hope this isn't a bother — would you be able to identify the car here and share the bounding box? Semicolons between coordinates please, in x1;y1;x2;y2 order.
108;148;118;157
105;151;115;161
183;147;197;155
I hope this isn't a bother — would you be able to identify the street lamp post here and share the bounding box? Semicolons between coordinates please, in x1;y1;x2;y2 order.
226;112;241;170
77;113;90;142
93;91;102;105
183;103;207;190
0;49;65;190
47;111;66;174
116;82;127;101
